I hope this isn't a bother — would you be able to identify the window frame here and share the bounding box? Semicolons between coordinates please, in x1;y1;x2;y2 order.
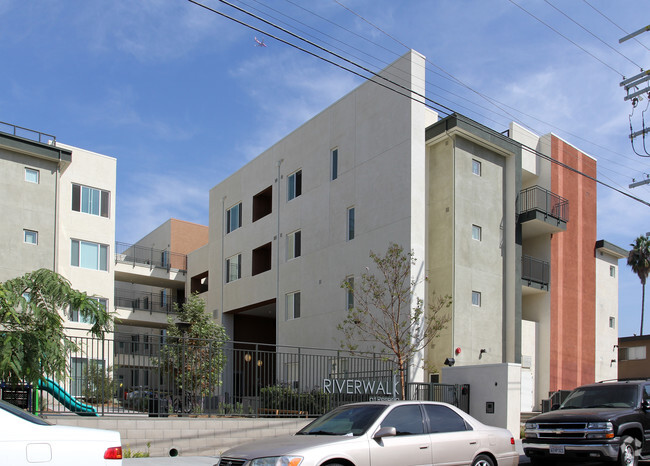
331;148;338;181
472;224;482;241
72;183;110;218
286;291;301;320
226;202;242;234
287;169;302;201
287;230;302;260
347;206;355;241
71;239;109;271
610;265;616;277
25;168;40;184
345;276;354;310
226;253;242;283
24;229;38;245
609;316;616;329
69;297;107;324
472;159;481;176
471;290;481;307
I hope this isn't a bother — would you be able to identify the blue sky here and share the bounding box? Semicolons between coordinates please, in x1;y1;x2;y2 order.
1;0;649;338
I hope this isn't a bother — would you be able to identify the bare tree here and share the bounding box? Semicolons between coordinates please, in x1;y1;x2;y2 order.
339;243;451;399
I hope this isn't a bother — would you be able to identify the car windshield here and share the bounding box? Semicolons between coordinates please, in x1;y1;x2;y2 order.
0;399;50;425
560;385;638;409
297;404;386;436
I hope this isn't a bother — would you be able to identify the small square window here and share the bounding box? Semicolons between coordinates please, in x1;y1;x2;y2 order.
472;159;481;176
610;266;616;278
472;224;482;241
25;168;39;183
24;229;38;245
472;291;481;307
609;317;616;329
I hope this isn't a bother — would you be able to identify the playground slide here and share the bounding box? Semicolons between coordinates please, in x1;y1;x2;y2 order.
38;378;98;416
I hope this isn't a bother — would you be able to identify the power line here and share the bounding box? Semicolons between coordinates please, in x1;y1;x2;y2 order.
583;0;650;53
542;0;643;71
507;0;625;77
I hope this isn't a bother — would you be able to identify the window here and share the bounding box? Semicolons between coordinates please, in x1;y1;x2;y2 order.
345;276;354;310
287;291;301;320
253;186;273;222
472;291;481;307
619;346;646;361
252;242;272;275
347;207;355;241
287;230;301;260
69;297;107;323
423;404;469;433
609;316;616;329
472;224;482;241
331;148;338;181
472;159;481;176
72;184;110;218
71;240;108;271
226;254;241;283
226;203;242;233
610;266;616;277
380;405;424;435
25;168;39;184
288;170;302;201
24;229;38;245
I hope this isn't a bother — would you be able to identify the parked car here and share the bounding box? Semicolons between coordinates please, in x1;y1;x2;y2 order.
218;400;518;466
0;399;123;465
523;379;650;465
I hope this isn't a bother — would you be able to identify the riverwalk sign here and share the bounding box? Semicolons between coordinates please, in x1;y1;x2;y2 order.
322;377;398;397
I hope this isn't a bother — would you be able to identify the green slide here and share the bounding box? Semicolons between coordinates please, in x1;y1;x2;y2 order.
38;378;98;416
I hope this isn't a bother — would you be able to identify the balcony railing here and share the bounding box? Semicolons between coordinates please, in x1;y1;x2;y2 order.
115;242;187;272
518;186;569;223
0;121;56;145
114;288;177;315
522;255;550;289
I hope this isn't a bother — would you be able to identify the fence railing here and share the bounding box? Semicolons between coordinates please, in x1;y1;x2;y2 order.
115;242;187;272
407;383;470;413
2;334;470;417
0;121;56;145
114;288;176;315
522;255;550;289
518;185;569;223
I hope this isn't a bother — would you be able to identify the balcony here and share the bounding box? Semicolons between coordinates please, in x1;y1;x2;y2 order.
521;255;550;294
114;242;187;287
114;289;178;326
518;186;568;238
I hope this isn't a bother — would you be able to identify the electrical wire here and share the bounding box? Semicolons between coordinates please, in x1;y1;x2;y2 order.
582;0;650;53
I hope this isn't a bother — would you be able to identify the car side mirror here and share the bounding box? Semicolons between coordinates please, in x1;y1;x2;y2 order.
373;426;397;439
551;404;560;411
642;400;650;410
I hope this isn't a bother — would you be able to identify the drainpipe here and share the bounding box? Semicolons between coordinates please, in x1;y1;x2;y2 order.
275;159;284;345
221;196;226;323
53;163;60;272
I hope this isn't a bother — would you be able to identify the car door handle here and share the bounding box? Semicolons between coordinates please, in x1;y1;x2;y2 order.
469;441;477;445
420;445;429;450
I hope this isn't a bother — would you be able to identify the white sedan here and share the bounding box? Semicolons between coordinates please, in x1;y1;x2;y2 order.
218;400;519;466
0;399;123;465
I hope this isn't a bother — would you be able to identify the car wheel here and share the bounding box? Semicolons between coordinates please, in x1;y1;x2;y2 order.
618;435;639;466
472;454;494;466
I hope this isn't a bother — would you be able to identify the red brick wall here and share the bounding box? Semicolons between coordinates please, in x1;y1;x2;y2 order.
550;135;597;391
169;219;208;269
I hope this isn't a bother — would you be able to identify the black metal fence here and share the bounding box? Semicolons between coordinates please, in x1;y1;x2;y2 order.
522;255;550;289
114;288;176;315
115;242;187;272
11;334;469;418
518;185;569;223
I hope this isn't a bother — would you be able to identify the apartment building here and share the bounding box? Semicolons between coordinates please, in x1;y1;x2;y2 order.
186;51;625;412
618;334;650;380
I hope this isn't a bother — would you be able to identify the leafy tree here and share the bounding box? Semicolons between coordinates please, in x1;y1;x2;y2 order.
159;293;228;409
339;243;451;399
0;268;112;386
82;362;117;404
628;235;650;335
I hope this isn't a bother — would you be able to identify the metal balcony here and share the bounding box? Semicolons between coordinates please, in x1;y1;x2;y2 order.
518;186;568;237
522;255;550;293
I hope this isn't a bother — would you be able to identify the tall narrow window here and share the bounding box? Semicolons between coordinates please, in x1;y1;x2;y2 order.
347;207;355;241
288;170;302;201
331;148;338;180
226;203;242;233
471;291;481;307
24;229;38;245
609;316;616;329
287;230;301;260
286;291;301;320
345;276;354;310
609;266;616;277
25;168;39;184
72;184;110;217
472;159;481;176
472;224;482;241
226;254;242;283
71;239;108;271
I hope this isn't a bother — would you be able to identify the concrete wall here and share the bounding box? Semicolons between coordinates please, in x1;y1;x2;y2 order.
594;250;621;381
441;363;521;439
48;416;310;458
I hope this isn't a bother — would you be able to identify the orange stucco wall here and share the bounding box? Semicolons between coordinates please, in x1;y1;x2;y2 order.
550;135;597;391
169;219;209;269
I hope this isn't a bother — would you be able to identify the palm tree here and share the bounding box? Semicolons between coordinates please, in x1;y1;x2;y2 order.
627;235;650;335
